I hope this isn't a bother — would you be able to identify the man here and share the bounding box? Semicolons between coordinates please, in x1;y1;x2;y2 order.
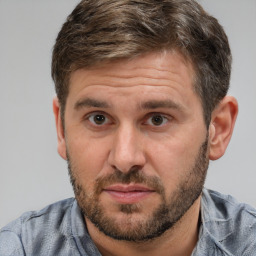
0;0;255;255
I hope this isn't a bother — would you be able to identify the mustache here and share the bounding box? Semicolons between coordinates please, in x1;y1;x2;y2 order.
67;152;165;197
94;167;165;195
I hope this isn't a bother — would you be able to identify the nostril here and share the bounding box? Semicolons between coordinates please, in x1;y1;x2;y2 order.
129;165;143;173
107;130;146;173
110;165;142;175
108;165;144;183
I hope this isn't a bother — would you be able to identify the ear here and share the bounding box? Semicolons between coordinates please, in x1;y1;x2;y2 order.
53;97;67;160
208;96;238;160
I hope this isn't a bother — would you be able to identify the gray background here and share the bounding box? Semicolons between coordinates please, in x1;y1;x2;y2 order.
0;0;255;228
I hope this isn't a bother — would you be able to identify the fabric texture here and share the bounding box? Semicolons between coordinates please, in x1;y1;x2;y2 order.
1;188;256;256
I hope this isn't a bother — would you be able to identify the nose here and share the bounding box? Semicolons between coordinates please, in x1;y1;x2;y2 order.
107;124;146;173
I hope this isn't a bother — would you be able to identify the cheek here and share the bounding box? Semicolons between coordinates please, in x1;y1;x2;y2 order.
147;135;202;188
66;132;111;185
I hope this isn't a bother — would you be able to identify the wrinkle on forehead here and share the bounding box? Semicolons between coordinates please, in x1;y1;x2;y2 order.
69;51;195;89
73;96;185;114
67;51;198;118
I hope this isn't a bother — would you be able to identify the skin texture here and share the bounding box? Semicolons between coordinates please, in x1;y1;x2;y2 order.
53;51;238;256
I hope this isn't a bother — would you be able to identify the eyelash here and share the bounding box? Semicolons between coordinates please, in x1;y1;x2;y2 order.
84;112;172;128
85;112;112;127
144;113;169;127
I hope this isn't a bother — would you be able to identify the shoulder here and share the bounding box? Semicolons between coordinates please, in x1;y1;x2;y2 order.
1;197;76;234
201;189;256;255
0;198;76;256
202;188;256;220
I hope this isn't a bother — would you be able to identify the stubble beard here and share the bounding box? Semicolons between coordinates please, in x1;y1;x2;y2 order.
67;137;209;242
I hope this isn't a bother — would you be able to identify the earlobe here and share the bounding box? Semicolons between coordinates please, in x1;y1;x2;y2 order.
53;97;67;160
209;96;238;160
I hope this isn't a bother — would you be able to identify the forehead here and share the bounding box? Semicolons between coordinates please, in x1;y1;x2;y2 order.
69;51;195;89
67;52;202;121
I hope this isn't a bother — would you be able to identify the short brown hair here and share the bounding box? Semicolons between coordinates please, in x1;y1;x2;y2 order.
52;0;231;126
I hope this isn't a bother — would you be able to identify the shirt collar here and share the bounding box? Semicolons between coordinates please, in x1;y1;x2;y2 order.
192;188;235;256
71;200;102;256
71;189;237;256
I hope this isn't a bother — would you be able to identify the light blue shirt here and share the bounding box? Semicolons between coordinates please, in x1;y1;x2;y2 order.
1;188;256;255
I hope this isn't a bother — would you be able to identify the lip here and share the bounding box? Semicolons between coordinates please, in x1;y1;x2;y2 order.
103;184;155;204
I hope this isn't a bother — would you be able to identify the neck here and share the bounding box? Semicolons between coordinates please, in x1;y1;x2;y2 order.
86;197;201;256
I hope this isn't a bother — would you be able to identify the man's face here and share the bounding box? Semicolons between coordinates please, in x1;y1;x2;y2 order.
60;51;209;241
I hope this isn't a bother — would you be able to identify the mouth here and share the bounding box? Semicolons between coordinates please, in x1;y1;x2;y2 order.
103;184;155;204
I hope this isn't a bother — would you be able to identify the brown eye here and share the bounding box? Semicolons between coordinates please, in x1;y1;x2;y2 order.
94;115;105;124
146;114;168;126
151;115;164;126
89;114;108;125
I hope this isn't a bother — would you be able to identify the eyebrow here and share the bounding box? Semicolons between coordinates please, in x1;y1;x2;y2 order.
74;97;183;112
140;100;183;111
74;98;110;110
